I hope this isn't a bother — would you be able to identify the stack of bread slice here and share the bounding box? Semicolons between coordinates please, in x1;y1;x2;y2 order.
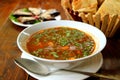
61;0;120;37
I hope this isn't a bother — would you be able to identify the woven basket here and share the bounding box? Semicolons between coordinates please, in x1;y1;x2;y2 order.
61;0;120;37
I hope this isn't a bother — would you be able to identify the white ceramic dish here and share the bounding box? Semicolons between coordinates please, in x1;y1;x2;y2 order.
17;20;106;69
20;52;103;80
10;9;61;27
10;15;61;27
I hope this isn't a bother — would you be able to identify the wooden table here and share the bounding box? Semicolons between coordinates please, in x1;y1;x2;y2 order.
0;0;120;80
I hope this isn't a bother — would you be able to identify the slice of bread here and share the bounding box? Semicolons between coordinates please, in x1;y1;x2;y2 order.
72;0;98;13
96;0;120;18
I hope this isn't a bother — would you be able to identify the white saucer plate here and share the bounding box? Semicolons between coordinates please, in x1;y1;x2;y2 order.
20;53;103;80
10;9;61;27
11;15;61;27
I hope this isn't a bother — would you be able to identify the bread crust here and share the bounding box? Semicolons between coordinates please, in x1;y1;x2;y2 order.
72;0;98;13
96;0;120;18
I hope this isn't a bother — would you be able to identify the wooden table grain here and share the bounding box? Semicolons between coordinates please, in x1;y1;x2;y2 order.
0;0;120;80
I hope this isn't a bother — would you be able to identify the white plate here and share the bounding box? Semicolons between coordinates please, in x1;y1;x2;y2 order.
20;53;103;80
11;16;61;27
10;10;61;27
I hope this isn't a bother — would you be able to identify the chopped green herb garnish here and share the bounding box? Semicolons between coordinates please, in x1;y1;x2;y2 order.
50;52;59;58
9;14;18;22
59;37;69;46
31;49;43;56
22;8;30;12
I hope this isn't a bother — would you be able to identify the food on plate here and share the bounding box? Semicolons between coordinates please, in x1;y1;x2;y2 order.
17;17;35;24
40;9;60;21
26;27;95;60
13;8;32;16
96;0;120;18
28;7;42;15
72;0;98;13
10;7;60;24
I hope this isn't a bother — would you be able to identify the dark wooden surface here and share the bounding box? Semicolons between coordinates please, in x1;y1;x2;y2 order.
0;0;120;80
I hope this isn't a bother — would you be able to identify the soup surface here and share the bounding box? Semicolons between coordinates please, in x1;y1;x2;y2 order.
27;27;95;60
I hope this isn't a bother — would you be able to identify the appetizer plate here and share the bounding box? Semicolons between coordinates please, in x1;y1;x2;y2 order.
10;15;61;27
20;52;103;80
10;8;61;27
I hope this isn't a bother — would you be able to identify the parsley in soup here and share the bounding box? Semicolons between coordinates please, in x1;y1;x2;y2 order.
26;27;95;60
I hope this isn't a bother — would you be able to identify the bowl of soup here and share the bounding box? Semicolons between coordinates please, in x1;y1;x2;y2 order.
17;20;106;69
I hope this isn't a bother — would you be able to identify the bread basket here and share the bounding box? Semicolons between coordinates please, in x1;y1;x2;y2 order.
61;0;120;37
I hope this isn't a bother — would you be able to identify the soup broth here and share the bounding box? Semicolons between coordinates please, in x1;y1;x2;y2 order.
27;27;95;60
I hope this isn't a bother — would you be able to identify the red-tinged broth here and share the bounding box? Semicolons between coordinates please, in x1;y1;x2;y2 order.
26;27;95;60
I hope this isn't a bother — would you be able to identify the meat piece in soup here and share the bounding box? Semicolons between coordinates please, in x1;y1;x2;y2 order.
26;27;95;60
